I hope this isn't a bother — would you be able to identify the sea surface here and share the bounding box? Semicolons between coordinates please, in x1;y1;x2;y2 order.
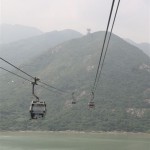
0;131;150;150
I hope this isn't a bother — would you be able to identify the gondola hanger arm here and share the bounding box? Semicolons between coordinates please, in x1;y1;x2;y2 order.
32;77;40;101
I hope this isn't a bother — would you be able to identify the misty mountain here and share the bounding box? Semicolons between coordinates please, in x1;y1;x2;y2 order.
138;43;150;57
125;38;150;57
0;29;82;69
0;24;43;44
0;31;150;132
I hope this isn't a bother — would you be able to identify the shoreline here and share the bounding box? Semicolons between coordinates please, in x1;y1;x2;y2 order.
0;130;150;135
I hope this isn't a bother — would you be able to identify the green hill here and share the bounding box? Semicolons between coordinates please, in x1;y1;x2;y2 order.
0;31;150;132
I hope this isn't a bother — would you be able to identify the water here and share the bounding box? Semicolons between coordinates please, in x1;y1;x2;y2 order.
0;131;150;150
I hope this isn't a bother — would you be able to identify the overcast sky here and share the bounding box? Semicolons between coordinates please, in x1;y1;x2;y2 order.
0;0;149;43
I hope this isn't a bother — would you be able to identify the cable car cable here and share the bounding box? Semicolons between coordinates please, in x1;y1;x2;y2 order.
0;57;34;79
39;80;68;94
92;0;115;93
38;84;64;95
0;66;32;83
0;57;68;94
94;0;121;92
0;66;64;95
92;0;115;92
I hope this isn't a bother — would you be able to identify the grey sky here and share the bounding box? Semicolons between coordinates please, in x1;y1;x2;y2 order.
0;0;149;43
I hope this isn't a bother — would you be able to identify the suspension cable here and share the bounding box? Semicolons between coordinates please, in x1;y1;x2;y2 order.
0;57;68;93
0;66;32;83
92;0;115;93
94;0;121;91
0;57;34;79
38;84;65;95
0;66;65;95
39;80;68;94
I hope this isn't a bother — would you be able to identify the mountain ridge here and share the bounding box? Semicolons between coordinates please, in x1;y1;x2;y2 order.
0;29;83;69
0;24;43;44
125;38;150;57
0;31;150;132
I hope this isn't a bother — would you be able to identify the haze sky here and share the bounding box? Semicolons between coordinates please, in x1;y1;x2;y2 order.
0;0;149;43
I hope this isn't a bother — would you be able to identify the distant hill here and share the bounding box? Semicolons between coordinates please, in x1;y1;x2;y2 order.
138;43;150;57
125;39;150;57
0;24;43;44
0;31;150;132
0;29;83;69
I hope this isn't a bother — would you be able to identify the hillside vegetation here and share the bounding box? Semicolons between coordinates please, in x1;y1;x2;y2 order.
0;31;150;132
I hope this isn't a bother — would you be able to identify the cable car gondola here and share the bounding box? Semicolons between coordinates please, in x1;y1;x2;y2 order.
29;77;47;119
88;101;95;109
72;101;76;104
30;100;46;119
88;91;95;109
72;92;76;104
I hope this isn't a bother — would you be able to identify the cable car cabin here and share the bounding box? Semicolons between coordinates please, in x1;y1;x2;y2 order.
72;101;76;104
88;101;95;109
72;92;76;104
29;101;46;119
